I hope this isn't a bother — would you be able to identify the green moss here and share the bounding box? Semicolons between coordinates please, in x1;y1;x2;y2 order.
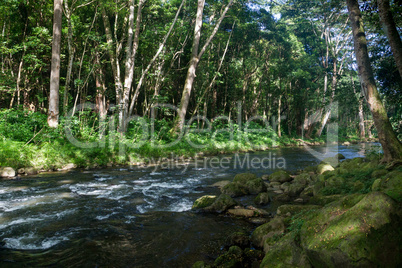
233;173;257;184
205;194;238;213
192;195;217;209
221;182;249;197
245;178;267;194
300;192;401;267
270;170;291;183
254;192;271;205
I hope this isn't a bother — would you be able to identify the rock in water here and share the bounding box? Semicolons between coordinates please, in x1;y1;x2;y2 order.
233;173;258;184
192;195;217;209
269;170;292;183
0;167;16;178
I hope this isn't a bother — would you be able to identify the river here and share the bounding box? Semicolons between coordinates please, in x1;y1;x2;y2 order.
0;143;381;267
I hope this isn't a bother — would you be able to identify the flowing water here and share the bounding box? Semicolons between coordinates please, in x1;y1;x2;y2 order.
0;143;381;267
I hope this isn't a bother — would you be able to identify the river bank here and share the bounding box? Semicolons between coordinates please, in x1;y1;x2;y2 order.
0;137;377;179
190;154;402;267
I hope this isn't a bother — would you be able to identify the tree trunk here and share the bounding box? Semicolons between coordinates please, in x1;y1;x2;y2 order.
63;0;74;116
129;0;185;117
347;0;402;162
172;0;233;133
102;7;122;123
172;0;205;132
48;0;63;128
277;94;282;138
378;0;402;79
358;96;365;139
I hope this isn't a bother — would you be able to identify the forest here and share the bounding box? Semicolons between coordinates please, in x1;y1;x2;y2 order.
0;0;400;169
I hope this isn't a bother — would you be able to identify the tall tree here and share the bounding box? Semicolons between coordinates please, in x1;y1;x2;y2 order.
172;0;234;133
377;0;402;79
48;0;63;128
347;0;402;162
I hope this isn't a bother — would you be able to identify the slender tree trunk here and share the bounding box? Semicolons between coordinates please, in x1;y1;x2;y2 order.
172;0;233;132
172;0;205;132
121;0;144;131
63;0;74;116
277;94;282;138
48;0;63;128
358;96;365;139
102;7;122;123
129;0;185;116
378;0;402;79
347;0;402;162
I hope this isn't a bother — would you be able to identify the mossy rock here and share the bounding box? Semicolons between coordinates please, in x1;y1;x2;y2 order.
270;170;292;183
334;167;348;175
308;194;345;206
254;192;271;205
339;157;364;170
251;216;286;249
205;194;238;213
335;153;345;160
192;195;217;209
233;172;257;184
300;192;401;267
325;176;345;188
371;178;382;191
377;169;402;201
293;173;311;186
317;163;335;175
260;233;312;268
214;246;243;268
276;204;321;217
228;232;250;248
371;169;388;179
287;183;305;197
221;182;249;197
304;165;318;173
245;178;267;194
300;187;314;199
312;181;324;196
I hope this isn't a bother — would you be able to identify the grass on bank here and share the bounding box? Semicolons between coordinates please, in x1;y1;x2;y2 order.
0;109;365;170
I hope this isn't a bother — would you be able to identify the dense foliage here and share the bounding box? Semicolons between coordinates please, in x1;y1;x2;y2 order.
0;0;401;168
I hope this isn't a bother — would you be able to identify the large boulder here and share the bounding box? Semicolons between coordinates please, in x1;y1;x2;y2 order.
204;194;238;213
269;170;292;183
293;173;311;186
192;195;217;209
0;167;16;178
221;182;249;197
260;233;312;268
300;192;402;267
251;216;286;249
245;178;267;194
373;169;402;201
287;183;306;197
233;172;257;184
276;204;321;217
